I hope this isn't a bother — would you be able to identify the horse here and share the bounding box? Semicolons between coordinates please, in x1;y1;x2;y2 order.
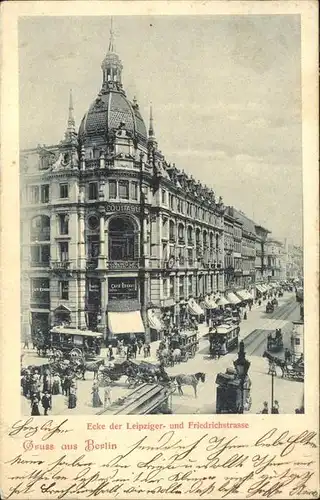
173;372;206;398
263;351;287;378
75;359;105;380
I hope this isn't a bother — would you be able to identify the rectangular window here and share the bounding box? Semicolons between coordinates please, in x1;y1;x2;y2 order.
119;180;129;199
162;189;166;204
59;242;69;261
109;180;117;199
31;244;50;265
169;276;175;298
59;183;69;199
163;278;168;298
179;276;184;299
131;182;138;200
29;186;39;204
41;185;49;203
87;235;100;258
88;182;98;200
188;275;193;295
59;281;69;300
59;214;69;235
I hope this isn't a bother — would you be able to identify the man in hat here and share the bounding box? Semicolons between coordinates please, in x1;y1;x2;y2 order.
261;401;269;414
41;391;52;416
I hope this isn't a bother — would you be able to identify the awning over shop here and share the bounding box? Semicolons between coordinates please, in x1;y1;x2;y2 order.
50;326;102;337
216;296;230;306
226;293;241;305
255;285;264;293
235;290;249;301
147;310;162;331
188;298;204;316
246;291;254;300
108;311;145;335
203;295;219;309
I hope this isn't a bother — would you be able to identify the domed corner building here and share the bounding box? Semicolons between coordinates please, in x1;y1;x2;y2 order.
20;29;229;350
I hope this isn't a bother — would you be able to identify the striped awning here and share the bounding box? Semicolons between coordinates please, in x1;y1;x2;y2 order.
226;293;241;305
204;296;219;309
216;296;230;306
147;310;162;331
108;311;145;335
235;290;249;301
50;327;102;338
255;285;264;293
188;299;204;316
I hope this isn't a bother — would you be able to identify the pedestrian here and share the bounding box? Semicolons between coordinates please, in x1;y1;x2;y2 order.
68;386;77;409
30;395;41;416
143;343;148;358
41;391;52;416
92;381;103;408
146;343;151;357
104;384;112;408
21;375;28;397
284;348;292;364
258;299;261;306
108;344;114;361
249;302;252;311
23;335;29;350
261;401;269;414
243;311;247;320
137;339;143;355
132;342;138;359
52;373;61;395
271;400;280;414
42;370;51;393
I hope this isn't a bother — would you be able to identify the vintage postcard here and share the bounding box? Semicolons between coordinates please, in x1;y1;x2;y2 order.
0;1;319;498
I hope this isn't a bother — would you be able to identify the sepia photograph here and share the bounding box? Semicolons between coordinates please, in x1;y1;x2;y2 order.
19;14;304;417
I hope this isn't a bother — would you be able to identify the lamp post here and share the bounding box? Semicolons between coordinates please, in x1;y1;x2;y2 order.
233;340;251;413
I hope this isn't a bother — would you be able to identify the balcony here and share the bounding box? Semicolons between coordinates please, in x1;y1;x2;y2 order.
178;238;185;246
86;258;98;270
50;260;72;276
107;260;139;270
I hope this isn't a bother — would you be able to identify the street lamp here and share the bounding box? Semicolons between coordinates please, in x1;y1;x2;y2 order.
233;340;251;413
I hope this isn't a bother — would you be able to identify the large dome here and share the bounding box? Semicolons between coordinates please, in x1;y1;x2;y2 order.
79;90;147;145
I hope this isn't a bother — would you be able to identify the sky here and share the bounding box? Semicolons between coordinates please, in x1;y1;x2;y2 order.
19;15;302;244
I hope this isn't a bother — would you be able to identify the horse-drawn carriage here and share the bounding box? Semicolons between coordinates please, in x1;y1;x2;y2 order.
49;327;103;361
263;350;304;382
267;329;283;352
97;359;133;386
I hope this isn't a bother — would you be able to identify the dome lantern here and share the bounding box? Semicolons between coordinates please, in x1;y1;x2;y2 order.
101;18;123;93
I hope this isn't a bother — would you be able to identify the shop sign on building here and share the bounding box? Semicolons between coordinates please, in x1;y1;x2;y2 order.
108;277;138;300
105;203;140;214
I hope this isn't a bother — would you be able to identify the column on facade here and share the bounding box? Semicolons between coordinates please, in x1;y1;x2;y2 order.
78;210;86;270
68;210;78;268
50;212;58;262
21;271;31;341
158;213;163;264
98;211;106;270
143;217;149;268
77;275;87;329
99;278;107;338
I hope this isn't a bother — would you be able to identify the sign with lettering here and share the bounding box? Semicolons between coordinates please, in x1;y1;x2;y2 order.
108;277;138;300
105;203;140;214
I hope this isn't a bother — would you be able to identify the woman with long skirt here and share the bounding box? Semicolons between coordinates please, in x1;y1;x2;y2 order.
92;381;103;408
68;386;77;409
31;396;41;416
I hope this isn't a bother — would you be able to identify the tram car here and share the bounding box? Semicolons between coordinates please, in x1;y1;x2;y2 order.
169;330;199;357
210;324;240;356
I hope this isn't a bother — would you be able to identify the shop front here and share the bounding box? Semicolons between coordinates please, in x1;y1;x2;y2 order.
106;277;145;345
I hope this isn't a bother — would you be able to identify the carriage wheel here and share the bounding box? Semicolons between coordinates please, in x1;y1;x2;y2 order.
70;348;83;361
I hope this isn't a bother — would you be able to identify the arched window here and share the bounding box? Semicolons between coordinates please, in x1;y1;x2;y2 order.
178;223;184;242
209;232;214;251
216;233;219;250
169;220;175;242
195;228;201;245
109;217;136;261
30;215;50;242
187;226;193;244
203;230;207;249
